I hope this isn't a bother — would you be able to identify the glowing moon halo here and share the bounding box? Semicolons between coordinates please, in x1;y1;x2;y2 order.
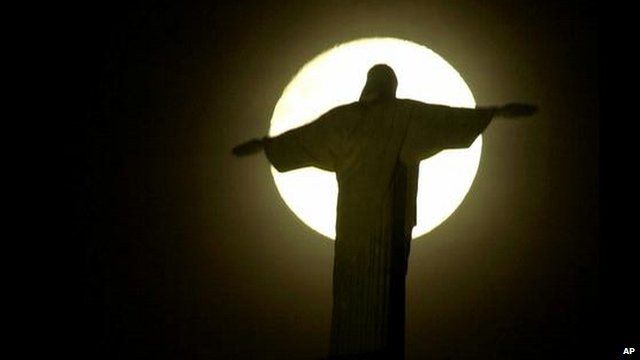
269;38;481;240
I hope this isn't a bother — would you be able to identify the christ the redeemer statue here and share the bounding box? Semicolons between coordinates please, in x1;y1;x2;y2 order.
233;64;536;360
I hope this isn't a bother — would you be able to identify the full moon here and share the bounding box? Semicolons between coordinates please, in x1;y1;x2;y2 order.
269;37;481;240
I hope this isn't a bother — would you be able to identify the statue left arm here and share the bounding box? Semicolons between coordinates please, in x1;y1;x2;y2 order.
232;107;343;172
232;138;266;157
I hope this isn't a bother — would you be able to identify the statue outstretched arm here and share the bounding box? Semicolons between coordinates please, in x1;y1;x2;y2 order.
232;107;342;171
489;103;538;119
232;137;267;157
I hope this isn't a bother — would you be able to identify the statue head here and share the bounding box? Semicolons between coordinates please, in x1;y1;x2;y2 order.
359;64;398;103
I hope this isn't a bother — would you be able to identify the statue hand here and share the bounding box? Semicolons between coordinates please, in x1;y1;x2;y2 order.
232;138;264;157
497;103;538;118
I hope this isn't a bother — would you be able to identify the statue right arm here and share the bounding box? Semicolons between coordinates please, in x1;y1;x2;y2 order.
493;103;538;119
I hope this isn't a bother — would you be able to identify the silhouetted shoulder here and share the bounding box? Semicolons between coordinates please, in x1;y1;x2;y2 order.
264;104;361;173
324;102;361;118
312;102;362;133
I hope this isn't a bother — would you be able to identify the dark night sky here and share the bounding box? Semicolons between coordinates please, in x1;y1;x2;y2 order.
81;1;627;359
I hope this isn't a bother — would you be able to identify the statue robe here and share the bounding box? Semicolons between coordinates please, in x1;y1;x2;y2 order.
263;99;493;359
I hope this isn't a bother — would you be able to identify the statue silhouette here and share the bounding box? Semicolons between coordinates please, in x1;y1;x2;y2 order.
233;64;537;359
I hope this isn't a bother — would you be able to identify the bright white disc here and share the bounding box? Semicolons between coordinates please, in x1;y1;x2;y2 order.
269;37;481;240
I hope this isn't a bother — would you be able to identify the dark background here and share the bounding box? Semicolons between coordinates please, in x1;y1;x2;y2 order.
80;1;621;359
